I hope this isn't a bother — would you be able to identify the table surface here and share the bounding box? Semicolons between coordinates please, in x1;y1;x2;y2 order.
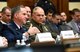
0;42;80;52
0;44;65;52
65;47;80;52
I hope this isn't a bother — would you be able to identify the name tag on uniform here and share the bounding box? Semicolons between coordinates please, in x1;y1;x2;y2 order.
60;30;75;39
35;32;55;42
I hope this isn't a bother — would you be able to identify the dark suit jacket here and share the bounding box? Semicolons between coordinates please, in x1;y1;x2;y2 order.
45;20;60;34
59;22;72;31
46;20;72;34
1;21;27;44
67;20;80;34
0;22;3;32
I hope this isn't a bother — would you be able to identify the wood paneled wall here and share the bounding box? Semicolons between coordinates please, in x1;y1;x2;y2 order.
56;0;70;22
7;0;71;22
7;0;35;9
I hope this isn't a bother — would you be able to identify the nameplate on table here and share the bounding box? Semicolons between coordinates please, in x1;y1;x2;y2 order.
60;30;75;39
35;32;55;42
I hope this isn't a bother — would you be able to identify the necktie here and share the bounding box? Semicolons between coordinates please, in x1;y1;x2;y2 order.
20;27;24;33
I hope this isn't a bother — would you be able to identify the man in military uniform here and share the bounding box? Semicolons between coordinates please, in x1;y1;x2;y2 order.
31;7;57;39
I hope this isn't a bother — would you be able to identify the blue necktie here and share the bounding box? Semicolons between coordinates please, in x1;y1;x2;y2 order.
20;27;24;33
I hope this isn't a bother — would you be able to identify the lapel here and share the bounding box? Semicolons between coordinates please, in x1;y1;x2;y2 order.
8;21;24;40
11;21;20;31
0;22;3;31
71;20;79;32
51;23;60;34
11;21;26;33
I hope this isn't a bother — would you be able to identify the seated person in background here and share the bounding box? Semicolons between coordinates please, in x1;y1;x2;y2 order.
45;9;60;38
25;6;31;18
23;6;31;29
67;8;80;34
51;13;72;34
59;12;72;30
0;11;8;47
1;5;40;46
1;6;11;24
51;13;61;35
31;6;57;39
45;9;54;26
60;12;67;24
31;6;48;32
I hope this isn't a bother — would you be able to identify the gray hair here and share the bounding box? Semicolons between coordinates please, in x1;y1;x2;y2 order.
11;5;24;19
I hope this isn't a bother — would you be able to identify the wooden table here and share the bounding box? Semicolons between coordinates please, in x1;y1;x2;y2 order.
65;47;80;52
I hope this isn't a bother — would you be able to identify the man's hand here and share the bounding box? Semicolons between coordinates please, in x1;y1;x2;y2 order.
2;37;8;47
27;24;40;35
0;37;8;47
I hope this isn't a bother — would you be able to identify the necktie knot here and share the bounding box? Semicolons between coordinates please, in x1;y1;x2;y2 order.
20;27;24;33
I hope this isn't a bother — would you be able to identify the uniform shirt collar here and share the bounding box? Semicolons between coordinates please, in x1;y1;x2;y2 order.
14;21;21;29
0;20;7;24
